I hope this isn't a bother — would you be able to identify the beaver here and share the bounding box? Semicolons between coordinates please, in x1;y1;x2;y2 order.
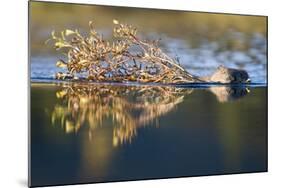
197;65;251;84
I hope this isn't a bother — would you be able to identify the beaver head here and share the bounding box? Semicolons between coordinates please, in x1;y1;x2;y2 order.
209;65;250;84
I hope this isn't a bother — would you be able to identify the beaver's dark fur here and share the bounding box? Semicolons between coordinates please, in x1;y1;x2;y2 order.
198;65;250;84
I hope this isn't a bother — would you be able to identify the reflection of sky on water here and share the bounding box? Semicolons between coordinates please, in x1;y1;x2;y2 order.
31;31;267;84
163;32;266;83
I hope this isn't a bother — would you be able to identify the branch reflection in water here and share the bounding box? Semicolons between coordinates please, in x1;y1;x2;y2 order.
50;83;250;146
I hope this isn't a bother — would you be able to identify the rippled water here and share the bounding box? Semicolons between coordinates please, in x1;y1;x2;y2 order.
30;32;267;84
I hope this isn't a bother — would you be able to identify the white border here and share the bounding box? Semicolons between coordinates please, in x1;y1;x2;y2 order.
1;0;280;188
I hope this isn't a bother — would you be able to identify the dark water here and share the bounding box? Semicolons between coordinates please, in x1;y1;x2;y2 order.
30;83;267;187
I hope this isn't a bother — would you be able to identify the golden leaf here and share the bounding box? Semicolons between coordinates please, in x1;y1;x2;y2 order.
113;19;119;24
56;90;67;98
51;30;56;39
56;60;67;68
65;120;75;133
65;29;76;36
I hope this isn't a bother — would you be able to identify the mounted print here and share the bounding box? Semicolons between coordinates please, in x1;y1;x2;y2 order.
29;1;268;187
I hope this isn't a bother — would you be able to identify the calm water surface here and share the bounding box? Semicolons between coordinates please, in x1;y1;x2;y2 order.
30;12;267;186
30;83;267;186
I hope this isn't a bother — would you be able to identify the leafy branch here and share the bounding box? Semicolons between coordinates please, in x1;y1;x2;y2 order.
48;19;201;83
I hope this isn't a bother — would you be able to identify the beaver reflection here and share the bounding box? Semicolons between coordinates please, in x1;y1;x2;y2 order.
51;84;249;146
208;86;250;103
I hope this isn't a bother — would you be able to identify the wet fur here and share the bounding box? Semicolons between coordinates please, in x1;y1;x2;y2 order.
198;65;250;84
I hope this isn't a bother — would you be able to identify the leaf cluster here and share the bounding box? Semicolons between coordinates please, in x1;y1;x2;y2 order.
48;20;201;83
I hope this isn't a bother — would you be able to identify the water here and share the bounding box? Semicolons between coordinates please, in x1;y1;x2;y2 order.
29;7;267;185
31;32;267;84
30;32;267;187
30;83;267;186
